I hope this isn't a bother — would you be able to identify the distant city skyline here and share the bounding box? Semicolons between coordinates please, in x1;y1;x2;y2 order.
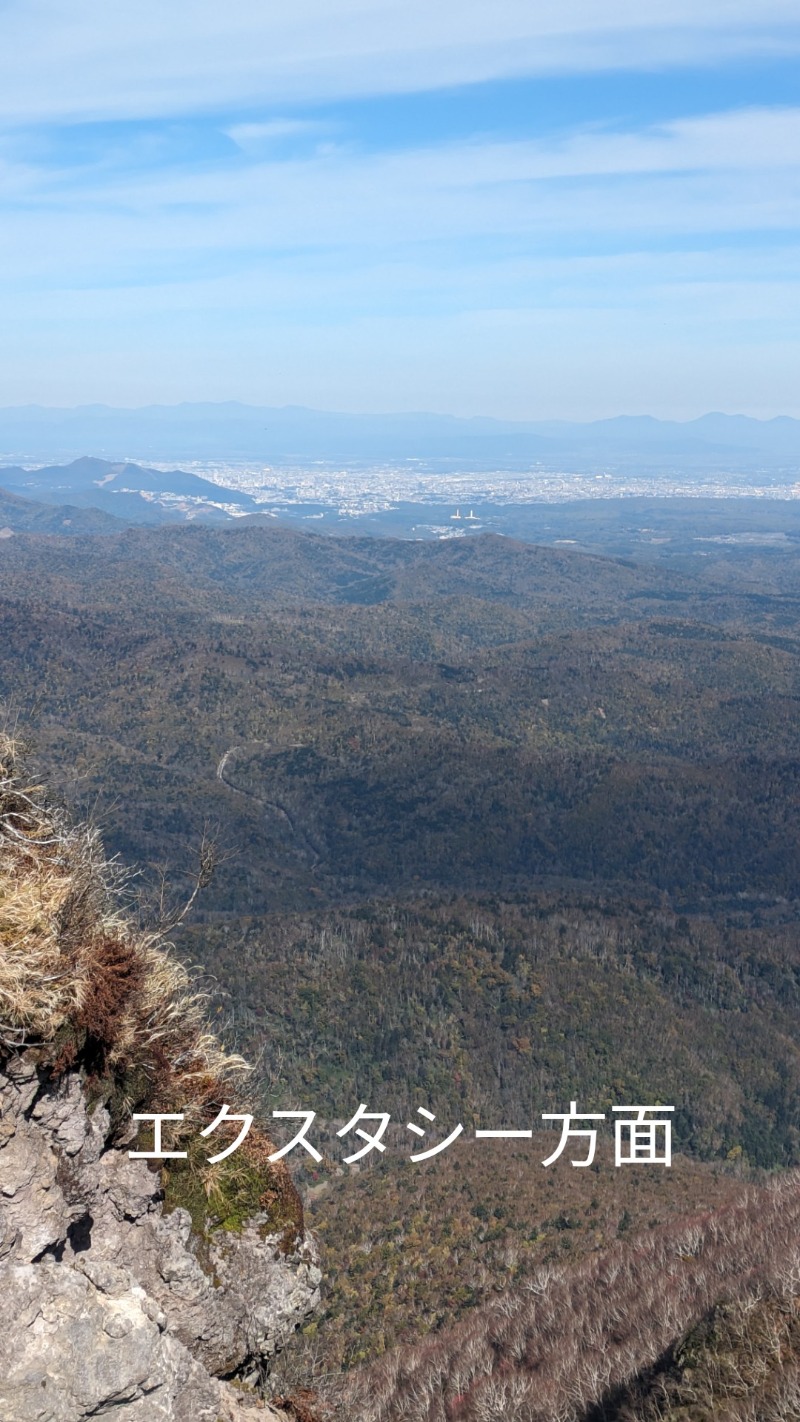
1;2;799;418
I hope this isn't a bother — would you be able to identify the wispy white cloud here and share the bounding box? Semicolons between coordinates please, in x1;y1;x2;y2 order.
225;119;335;152
0;4;798;414
2;106;797;278
1;1;799;123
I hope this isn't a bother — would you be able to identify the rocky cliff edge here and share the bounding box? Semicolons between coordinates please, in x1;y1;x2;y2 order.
0;736;321;1421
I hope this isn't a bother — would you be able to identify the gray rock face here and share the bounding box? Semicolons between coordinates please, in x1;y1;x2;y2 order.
0;1053;322;1422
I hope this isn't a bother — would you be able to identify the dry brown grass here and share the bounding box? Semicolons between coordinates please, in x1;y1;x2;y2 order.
0;732;247;1131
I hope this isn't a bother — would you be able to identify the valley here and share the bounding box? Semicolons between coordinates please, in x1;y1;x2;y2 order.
2;518;800;1392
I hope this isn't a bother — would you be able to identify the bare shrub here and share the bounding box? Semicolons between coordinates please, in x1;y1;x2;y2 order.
0;733;247;1122
0;733;305;1247
331;1176;800;1422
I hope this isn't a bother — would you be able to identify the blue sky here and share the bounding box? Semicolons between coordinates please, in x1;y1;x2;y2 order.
1;1;799;418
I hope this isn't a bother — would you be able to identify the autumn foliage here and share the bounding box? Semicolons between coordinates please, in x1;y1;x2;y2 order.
334;1174;800;1421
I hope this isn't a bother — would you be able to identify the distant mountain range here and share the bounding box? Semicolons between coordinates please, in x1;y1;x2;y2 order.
1;404;799;470
0;456;258;529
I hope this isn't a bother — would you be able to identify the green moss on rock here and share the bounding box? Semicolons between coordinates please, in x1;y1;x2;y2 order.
161;1129;304;1254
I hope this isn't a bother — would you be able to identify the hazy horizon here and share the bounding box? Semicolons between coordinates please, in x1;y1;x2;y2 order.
3;399;800;426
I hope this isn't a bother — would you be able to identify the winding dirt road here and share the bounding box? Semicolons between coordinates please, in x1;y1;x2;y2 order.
215;740;322;866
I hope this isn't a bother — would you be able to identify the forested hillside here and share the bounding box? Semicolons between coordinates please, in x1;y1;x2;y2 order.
3;521;800;1400
3;525;800;909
